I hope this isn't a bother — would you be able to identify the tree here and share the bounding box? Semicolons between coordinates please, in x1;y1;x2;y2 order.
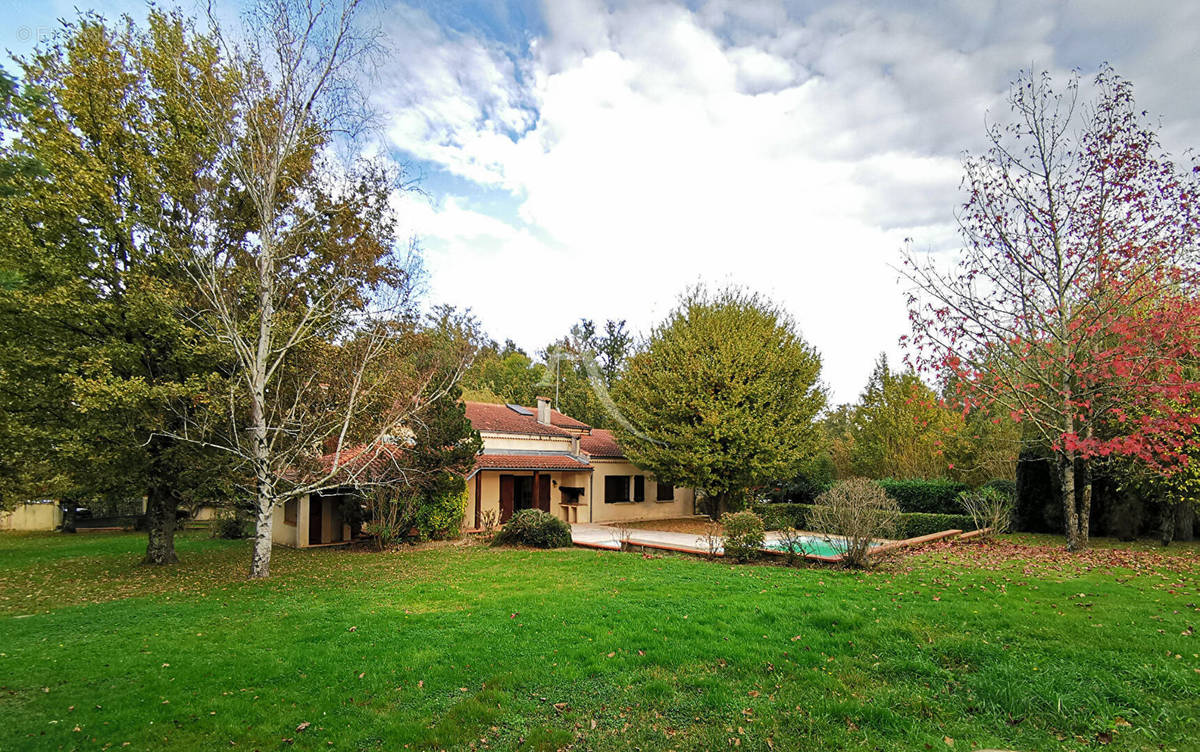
0;11;236;562
349;308;483;545
846;354;963;480
461;347;545;404
175;0;468;578
406;306;484;518
613;287;826;515
539;318;634;428
905;68;1200;550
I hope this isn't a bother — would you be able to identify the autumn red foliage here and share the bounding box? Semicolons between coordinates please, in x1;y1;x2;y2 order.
904;68;1200;551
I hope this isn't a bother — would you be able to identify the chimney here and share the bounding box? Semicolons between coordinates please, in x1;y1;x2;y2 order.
536;396;552;425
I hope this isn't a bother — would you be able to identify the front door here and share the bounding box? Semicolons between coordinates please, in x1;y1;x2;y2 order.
499;475;515;522
308;497;323;545
537;474;551;513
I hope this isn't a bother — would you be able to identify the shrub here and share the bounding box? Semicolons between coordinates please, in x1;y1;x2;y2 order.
363;489;419;549
700;520;723;559
957;486;1013;538
492;509;572;549
416;485;467;541
721;510;765;562
774;527;810;564
980;478;1017;499
211;514;250;540
479;509;499;535
877;478;969;514
810;478;900;567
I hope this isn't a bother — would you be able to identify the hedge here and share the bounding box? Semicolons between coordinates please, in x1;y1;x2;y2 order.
752;502;975;539
896;512;976;538
751;502;813;531
877;478;969;515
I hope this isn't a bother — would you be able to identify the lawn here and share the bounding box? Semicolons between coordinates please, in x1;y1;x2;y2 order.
0;531;1197;751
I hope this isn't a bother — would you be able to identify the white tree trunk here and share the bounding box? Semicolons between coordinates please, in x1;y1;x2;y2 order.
249;495;274;578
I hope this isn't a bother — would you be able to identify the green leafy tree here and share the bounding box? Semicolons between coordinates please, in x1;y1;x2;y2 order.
461;347;545;404
539;318;634;428
613;287;826;516
0;11;236;562
407;307;484;537
848;355;962;480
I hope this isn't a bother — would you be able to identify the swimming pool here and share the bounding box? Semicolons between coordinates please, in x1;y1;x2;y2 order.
763;535;880;559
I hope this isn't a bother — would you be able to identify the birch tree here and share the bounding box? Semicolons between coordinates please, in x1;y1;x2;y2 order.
904;68;1200;550
179;0;467;578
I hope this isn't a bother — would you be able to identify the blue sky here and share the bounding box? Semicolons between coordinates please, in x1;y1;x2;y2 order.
4;0;1199;402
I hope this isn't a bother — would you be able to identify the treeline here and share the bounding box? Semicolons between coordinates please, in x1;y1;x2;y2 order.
460;318;632;429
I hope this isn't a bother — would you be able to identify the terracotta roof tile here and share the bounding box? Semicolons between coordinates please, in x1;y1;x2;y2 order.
471;453;592;474
580;429;624;459
463;401;590;436
318;444;411;482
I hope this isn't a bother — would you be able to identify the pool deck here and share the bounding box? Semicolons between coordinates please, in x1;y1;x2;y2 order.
570;524;835;557
569;523;970;562
570;522;738;554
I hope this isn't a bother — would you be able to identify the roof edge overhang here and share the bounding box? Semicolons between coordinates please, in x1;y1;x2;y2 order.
465;465;595;481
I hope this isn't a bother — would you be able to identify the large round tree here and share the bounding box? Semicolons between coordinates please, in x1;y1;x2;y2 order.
612;287;825;516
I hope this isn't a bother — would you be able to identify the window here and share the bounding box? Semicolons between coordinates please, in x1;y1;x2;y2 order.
656;482;675;501
633;475;645;502
605;475;631;503
284;499;298;525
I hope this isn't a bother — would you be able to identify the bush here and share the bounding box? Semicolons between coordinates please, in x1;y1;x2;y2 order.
721;510;765;562
363;489;419;549
980;478;1017;499
810;478;900;567
492;509;572;549
774;526;810;563
211;514;249;540
415;485;467;541
877;478;969;514
958;486;1013;537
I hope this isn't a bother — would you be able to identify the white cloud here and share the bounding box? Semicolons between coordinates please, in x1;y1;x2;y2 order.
377;0;1200;402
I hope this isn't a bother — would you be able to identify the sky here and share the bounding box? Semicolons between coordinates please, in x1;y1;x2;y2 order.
3;0;1198;403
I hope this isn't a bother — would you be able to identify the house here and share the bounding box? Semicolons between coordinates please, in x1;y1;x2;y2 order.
269;396;698;548
463;397;697;528
269;445;393;548
271;490;353;548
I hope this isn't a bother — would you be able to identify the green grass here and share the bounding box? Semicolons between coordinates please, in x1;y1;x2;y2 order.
0;531;1197;751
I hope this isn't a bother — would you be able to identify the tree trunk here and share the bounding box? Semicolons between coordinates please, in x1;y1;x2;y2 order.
143;484;179;565
1175;502;1195;542
1159;502;1178;547
60;501;77;534
246;234;275;579
704;492;729;520
1076;460;1092;549
1057;450;1081;551
249;494;273;578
